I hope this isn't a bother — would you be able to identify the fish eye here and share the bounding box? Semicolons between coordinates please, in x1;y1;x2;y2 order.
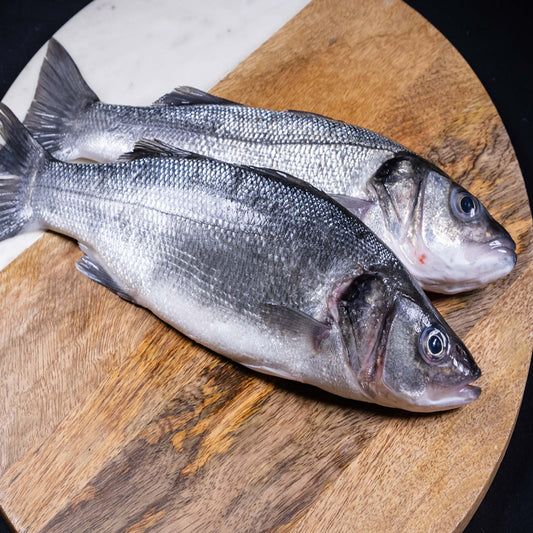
451;188;479;221
419;327;449;363
460;194;475;215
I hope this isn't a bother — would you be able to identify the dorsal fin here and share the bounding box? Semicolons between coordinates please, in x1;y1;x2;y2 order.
245;165;348;209
119;143;321;196
118;139;200;162
286;109;338;122
118;142;339;212
152;86;242;107
246;165;311;189
249;164;351;205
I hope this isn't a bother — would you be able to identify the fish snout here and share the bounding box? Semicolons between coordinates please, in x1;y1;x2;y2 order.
488;232;516;254
486;232;517;272
456;342;481;378
486;217;516;255
446;342;482;405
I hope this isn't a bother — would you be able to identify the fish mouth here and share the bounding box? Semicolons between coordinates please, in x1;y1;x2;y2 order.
407;233;517;294
454;383;482;403
410;362;482;412
411;381;481;412
458;236;517;289
488;235;516;255
487;220;516;252
431;371;482;410
486;236;517;274
452;346;482;404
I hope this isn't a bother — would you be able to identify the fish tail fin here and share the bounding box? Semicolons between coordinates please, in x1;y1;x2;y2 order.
24;38;99;160
0;103;48;241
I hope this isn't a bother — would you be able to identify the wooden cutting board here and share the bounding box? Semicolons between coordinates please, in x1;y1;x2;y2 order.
1;0;532;531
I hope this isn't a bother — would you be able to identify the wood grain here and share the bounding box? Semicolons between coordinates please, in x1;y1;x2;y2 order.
1;0;532;531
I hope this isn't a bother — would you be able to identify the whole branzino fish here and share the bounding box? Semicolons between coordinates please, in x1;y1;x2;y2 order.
24;39;516;294
0;104;480;412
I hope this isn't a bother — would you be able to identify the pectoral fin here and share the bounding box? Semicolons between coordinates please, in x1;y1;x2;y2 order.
330;194;374;219
259;304;331;350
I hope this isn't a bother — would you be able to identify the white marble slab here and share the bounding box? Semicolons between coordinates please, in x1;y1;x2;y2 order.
0;0;310;271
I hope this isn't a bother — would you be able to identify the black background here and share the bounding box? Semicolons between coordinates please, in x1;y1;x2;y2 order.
0;1;531;531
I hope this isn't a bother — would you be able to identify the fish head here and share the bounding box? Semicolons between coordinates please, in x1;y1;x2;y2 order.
335;274;481;411
370;153;516;293
377;293;481;411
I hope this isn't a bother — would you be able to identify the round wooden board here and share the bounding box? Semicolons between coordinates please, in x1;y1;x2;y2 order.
1;1;532;532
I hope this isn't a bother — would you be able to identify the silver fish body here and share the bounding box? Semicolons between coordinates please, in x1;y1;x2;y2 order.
0;105;481;412
24;39;517;294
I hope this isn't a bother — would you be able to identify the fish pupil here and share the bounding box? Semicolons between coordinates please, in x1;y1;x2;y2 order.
419;327;448;363
460;195;475;215
428;333;443;355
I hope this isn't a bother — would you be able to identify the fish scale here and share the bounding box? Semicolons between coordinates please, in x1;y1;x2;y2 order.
0;103;482;411
33;155;385;316
24;38;516;294
82;102;391;199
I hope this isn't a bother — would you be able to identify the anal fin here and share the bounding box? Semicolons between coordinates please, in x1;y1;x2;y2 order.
76;244;135;303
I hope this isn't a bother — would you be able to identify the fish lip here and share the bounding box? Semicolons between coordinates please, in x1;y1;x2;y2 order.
467;236;517;285
420;360;482;410
487;236;517;257
489;241;518;274
455;383;482;403
420;379;482;411
445;365;482;406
